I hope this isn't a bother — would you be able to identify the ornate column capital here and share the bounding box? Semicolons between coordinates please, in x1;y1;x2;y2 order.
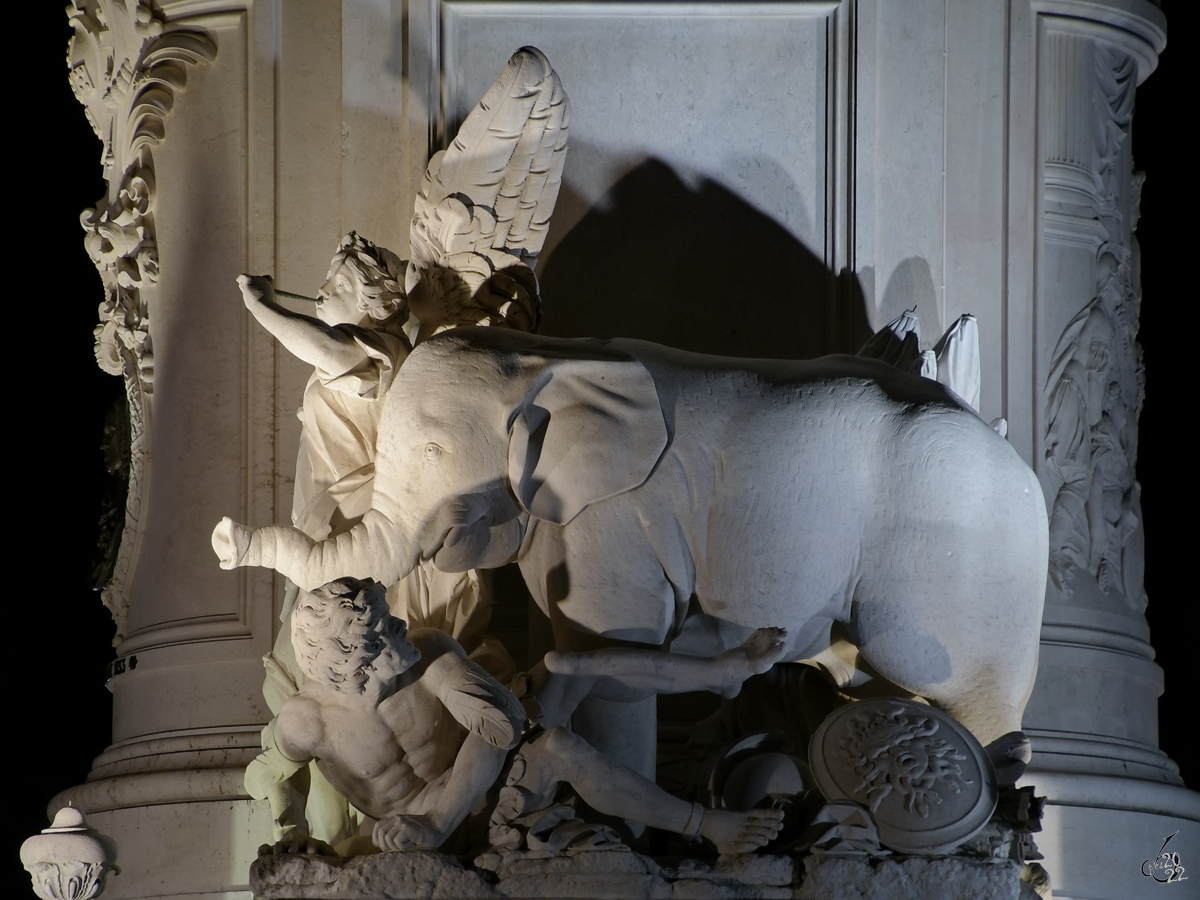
1034;0;1166;82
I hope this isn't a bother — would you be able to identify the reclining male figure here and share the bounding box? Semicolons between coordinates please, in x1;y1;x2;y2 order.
247;578;786;855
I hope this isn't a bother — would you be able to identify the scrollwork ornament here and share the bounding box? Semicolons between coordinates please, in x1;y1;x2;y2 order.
27;861;110;900
66;0;216;638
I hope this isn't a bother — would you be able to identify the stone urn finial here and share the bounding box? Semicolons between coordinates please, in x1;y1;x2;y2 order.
20;806;118;900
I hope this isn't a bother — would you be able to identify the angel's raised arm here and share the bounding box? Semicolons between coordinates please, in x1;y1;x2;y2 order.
237;274;376;376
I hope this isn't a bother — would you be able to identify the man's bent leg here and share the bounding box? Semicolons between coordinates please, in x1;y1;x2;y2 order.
515;727;783;854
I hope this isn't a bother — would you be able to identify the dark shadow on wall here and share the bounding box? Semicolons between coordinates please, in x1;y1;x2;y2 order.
538;158;872;360
881;256;938;326
497;157;875;676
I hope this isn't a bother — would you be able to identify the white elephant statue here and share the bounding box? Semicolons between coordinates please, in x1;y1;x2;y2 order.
214;327;1048;757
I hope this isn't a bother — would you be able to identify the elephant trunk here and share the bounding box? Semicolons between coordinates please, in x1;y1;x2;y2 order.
244;510;419;591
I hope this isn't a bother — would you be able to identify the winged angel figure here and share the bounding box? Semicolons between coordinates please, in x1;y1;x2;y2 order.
238;47;568;848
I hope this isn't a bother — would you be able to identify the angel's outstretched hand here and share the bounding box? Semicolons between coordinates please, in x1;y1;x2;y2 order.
237;273;275;309
212;516;252;569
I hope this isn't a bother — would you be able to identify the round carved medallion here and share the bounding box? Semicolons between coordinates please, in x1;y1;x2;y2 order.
808;699;998;854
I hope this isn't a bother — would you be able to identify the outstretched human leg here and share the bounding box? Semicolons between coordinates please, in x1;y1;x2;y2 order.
517;726;784;853
530;628;787;727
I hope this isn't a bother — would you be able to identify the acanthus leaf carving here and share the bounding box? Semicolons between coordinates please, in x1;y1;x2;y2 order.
67;0;216;639
1043;40;1147;613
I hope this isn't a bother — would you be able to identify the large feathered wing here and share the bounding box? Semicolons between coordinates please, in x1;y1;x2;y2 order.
407;47;570;342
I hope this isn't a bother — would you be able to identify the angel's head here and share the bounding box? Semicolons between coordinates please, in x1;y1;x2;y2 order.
318;232;408;326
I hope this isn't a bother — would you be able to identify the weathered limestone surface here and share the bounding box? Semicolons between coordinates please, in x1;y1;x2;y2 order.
796;855;1034;900
251;850;496;899
249;850;1040;900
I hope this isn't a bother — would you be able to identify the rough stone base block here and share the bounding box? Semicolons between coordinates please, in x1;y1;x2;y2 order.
251;850;498;899
250;849;1043;899
796;855;1039;900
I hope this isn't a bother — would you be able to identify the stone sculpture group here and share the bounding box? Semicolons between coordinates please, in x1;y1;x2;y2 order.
212;46;1050;881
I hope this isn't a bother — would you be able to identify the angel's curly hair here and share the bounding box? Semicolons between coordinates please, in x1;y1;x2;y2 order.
324;232;408;321
291;577;390;690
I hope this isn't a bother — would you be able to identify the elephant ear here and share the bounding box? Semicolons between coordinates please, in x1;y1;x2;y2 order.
508;357;667;525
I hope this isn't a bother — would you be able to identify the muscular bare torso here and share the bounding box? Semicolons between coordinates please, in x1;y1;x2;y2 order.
277;630;481;820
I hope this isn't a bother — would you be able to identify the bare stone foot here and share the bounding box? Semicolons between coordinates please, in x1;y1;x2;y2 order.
700;807;786;854
713;627;788;697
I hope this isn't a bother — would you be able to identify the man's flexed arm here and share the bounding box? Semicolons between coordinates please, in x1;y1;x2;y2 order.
430;651;528;750
372;732;508;850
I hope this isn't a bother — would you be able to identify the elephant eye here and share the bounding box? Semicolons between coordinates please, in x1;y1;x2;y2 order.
423;442;443;460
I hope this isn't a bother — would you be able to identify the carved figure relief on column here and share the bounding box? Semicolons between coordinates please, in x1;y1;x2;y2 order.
240;47;569;846
1043;44;1147;611
66;0;216;638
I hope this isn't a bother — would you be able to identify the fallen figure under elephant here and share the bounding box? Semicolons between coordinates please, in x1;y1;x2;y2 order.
246;578;788;856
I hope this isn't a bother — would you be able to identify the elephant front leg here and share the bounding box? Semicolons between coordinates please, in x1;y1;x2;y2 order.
519;516;692;799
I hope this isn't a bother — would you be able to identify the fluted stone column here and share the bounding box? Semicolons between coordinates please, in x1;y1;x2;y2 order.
54;2;280;896
1017;2;1198;897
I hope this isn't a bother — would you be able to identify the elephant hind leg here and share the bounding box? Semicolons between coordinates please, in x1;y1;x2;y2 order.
847;580;1041;748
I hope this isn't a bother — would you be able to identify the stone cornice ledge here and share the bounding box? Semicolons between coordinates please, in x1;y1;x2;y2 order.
47;767;251;816
1024;771;1200;820
1035;0;1167;81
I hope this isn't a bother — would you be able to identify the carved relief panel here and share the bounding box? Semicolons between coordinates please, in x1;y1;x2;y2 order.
1037;22;1148;615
